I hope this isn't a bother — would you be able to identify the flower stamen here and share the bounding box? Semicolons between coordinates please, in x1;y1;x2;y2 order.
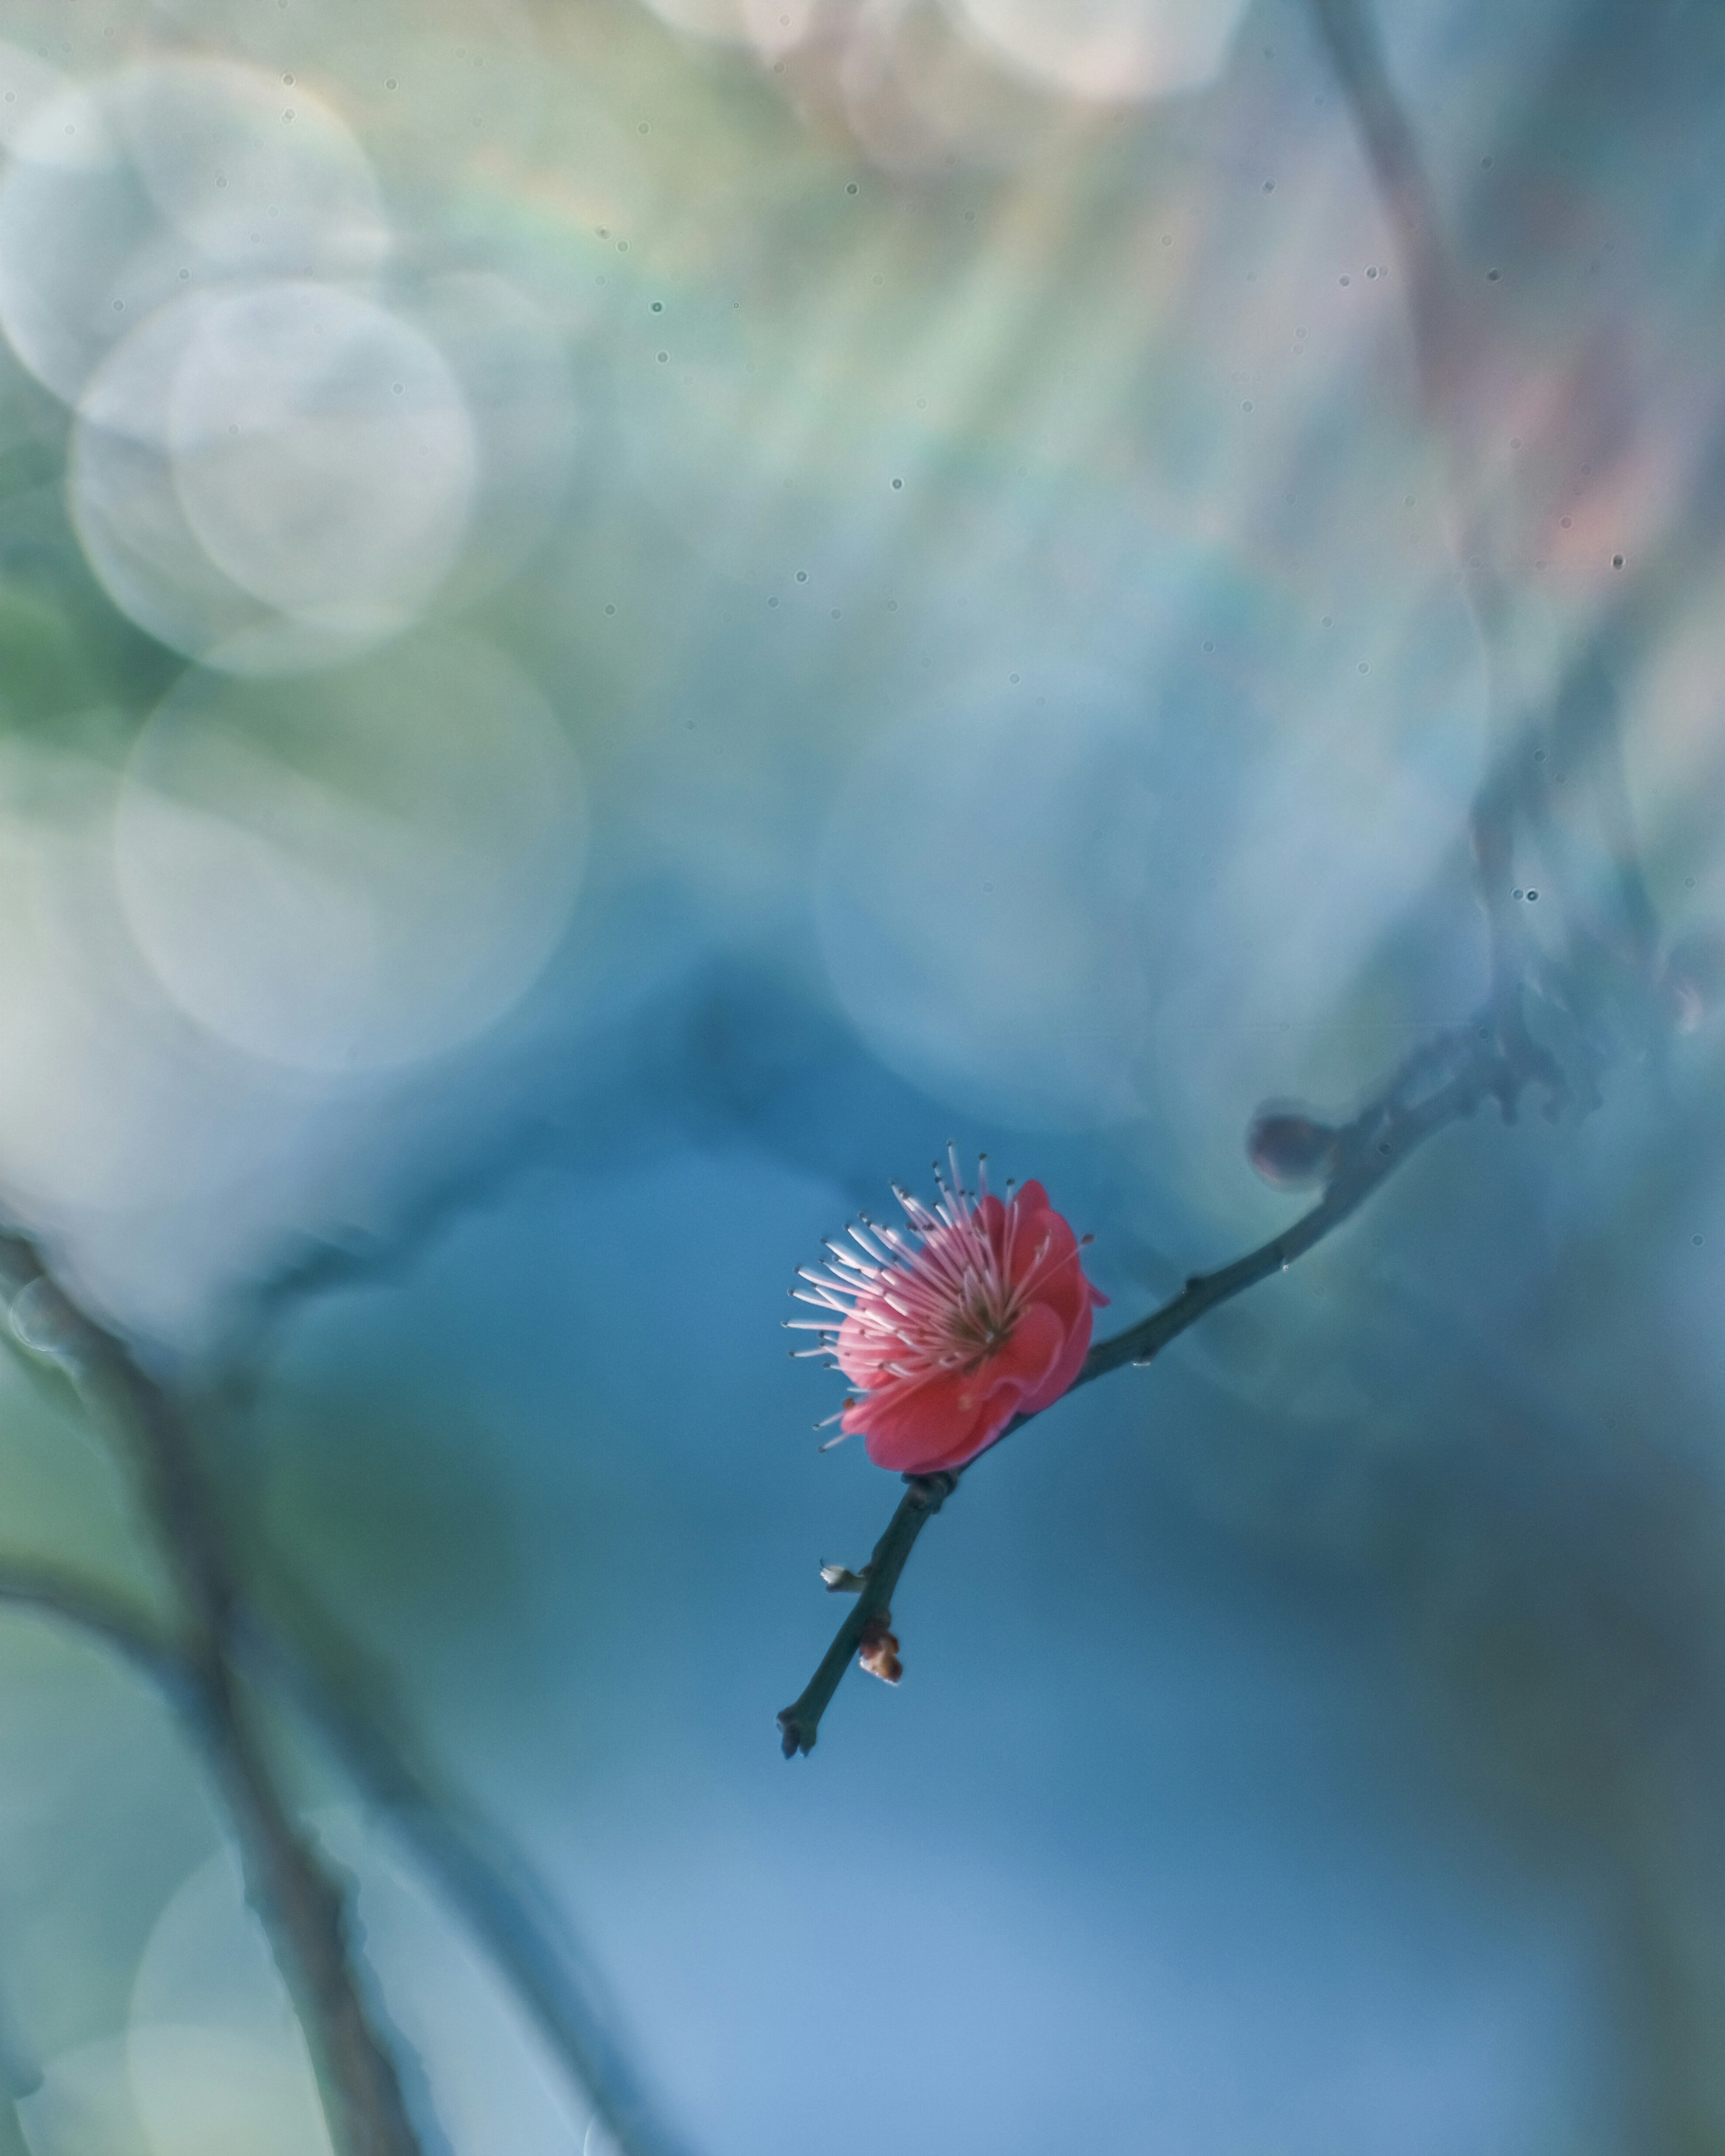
794;1157;1107;1476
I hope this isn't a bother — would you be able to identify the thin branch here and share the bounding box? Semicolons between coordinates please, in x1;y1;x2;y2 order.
0;1560;185;1694
1306;0;1565;1110
783;0;1629;1757
237;1595;698;2156
0;1264;700;2155
780;1025;1512;1754
1303;0;1462;426
778;1472;958;1758
0;1237;428;2156
783;0;1686;1757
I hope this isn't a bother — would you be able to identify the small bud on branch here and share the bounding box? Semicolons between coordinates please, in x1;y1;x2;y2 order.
858;1616;902;1684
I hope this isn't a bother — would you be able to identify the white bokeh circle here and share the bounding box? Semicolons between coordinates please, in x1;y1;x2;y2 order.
634;0;820;59
71;281;477;673
821;631;1471;1149
0;740;318;1217
18;2029;329;2156
126;1825;584;2156
0;38;70;152
169;281;476;632
71;288;322;673
113;631;587;1073
948;0;1247;103
840;0;1063;173
0;57;386;405
817;680;1165;1130
117;56;386;280
404;271;580;605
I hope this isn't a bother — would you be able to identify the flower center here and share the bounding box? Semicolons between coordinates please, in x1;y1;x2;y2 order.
945;1283;1019;1363
787;1149;1082;1427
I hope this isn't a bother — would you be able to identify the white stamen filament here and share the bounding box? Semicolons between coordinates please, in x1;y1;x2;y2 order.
795;1155;1092;1419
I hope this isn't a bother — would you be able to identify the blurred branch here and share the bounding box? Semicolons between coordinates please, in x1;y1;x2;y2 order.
0;1237;429;2156
0;1560;184;1693
780;1025;1513;1754
1307;0;1566;1109
237;1588;697;2156
1303;0;1460;422
0;1235;699;2156
87;1061;704;2145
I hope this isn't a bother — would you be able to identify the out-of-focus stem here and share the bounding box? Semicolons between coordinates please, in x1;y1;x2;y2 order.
0;1236;426;2156
0;1563;182;1690
239;1594;698;2156
0;1236;698;2156
1306;0;1565;1109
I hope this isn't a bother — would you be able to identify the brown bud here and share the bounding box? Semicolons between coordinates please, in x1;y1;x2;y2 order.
858;1615;902;1685
1246;1100;1341;1188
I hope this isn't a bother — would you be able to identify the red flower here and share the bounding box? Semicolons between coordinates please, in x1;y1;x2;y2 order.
790;1153;1107;1476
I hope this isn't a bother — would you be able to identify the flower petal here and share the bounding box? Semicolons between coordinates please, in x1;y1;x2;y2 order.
1018;1292;1096;1413
848;1369;994;1474
809;1160;1105;1477
848;1302;1070;1473
975;1296;1066;1399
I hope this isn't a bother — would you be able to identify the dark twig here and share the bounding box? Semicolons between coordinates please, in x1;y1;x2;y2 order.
0;1237;428;2156
1075;1033;1502;1383
778;1472;958;1757
783;0;1681;1757
780;1027;1513;1754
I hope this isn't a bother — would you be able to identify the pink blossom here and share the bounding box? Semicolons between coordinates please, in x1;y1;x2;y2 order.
790;1153;1107;1476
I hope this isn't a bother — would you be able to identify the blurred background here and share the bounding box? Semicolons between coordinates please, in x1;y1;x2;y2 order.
0;0;1717;2149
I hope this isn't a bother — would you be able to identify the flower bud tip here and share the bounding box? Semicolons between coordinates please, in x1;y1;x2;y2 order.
858;1615;902;1684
